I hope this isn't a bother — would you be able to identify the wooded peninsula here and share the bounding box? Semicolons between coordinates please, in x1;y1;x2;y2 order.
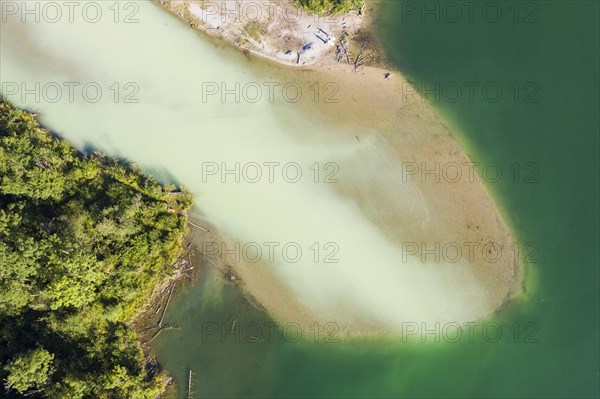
0;100;192;398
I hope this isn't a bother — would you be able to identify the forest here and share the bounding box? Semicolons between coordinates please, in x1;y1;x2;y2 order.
296;0;365;13
0;100;192;398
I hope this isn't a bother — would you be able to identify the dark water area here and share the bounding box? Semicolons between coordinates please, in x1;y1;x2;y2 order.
377;0;600;396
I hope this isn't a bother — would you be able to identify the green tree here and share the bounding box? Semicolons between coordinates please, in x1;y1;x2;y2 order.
4;348;54;394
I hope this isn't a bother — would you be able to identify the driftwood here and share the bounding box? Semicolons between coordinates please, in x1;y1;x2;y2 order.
145;354;159;377
144;282;177;339
188;221;210;232
230;315;238;333
149;326;179;343
203;255;219;268
187;369;193;399
335;33;351;64
158;283;175;328
353;47;367;72
187;251;194;279
145;243;196;336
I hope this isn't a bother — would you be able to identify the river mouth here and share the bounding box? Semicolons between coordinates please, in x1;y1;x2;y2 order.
0;1;518;337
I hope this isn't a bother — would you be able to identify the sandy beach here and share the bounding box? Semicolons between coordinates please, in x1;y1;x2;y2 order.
160;0;384;68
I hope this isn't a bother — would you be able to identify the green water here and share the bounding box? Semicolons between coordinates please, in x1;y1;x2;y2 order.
155;1;599;397
373;0;600;396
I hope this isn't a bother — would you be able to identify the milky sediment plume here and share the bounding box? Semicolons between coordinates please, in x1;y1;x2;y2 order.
0;1;519;336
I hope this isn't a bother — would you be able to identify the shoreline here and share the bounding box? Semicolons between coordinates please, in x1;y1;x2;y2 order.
130;232;197;399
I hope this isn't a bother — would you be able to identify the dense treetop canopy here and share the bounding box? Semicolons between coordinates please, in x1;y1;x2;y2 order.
0;100;192;398
296;0;365;14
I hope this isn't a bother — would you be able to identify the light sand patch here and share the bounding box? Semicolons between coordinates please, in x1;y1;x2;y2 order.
163;0;365;66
